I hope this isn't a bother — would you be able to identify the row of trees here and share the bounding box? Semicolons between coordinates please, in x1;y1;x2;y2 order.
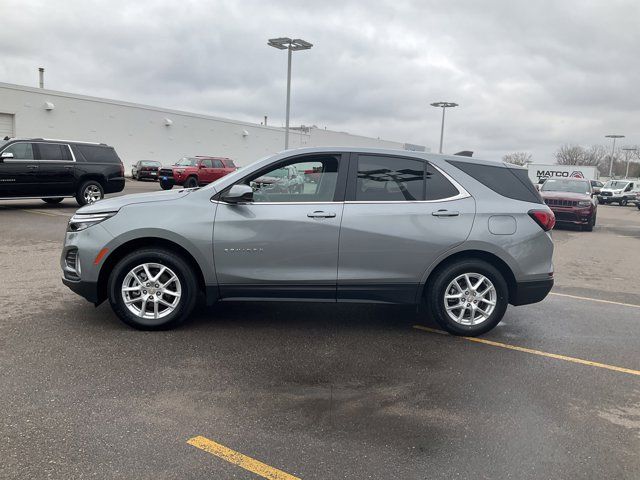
503;145;640;178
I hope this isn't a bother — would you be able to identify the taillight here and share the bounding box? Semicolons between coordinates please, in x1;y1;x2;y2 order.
120;162;124;177
528;209;555;231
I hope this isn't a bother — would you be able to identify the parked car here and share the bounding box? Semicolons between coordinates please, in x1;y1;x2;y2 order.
251;164;304;194
598;180;640;205
158;156;236;190
0;138;125;206
132;160;161;181
539;178;597;231
590;180;604;195
61;147;554;336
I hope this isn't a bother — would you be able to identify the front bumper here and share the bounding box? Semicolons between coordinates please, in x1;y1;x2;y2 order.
549;207;593;225
510;278;554;306
62;277;99;304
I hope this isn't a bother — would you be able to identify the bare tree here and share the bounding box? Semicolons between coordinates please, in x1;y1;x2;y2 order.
502;151;532;166
582;145;607;166
555;145;585;165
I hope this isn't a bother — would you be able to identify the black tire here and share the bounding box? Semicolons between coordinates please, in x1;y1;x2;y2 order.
132;171;137;180
42;197;63;204
620;198;628;206
160;180;173;190
426;259;509;336
107;248;198;330
583;214;595;232
76;180;104;206
637;204;640;211
600;200;608;204
184;176;199;188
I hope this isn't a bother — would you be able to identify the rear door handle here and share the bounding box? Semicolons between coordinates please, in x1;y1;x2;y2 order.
432;209;460;217
307;211;336;219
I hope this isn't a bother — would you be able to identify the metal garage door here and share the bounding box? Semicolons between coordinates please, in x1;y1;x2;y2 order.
0;113;14;139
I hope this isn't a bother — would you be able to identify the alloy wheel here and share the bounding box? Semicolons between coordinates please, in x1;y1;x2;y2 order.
84;184;102;204
444;273;497;326
121;263;182;320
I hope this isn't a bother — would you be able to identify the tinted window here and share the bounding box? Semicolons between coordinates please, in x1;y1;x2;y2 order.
356;155;424;201
425;164;459;200
201;159;213;168
448;160;543;204
212;159;224;168
76;145;120;163
225;159;236;168
244;155;339;203
3;142;34;160
38;143;68;161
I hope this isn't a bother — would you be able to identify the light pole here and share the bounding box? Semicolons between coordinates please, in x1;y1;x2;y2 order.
430;102;458;154
621;146;638;178
605;134;624;178
268;37;313;150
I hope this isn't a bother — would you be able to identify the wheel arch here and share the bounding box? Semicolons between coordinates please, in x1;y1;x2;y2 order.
96;237;207;305
420;250;518;304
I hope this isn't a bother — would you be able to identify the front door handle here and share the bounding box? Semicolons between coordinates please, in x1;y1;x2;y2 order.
26;165;38;170
432;209;460;217
307;211;336;219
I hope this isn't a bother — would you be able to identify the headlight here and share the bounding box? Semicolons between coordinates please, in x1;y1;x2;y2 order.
68;212;117;232
577;200;591;207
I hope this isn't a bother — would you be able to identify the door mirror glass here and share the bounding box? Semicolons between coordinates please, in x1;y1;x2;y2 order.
222;184;254;203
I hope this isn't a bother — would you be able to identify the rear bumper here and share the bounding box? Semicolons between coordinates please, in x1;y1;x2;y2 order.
510;278;554;306
62;277;99;304
105;177;125;193
137;171;159;179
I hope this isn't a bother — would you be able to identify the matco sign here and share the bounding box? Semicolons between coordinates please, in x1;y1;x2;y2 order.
535;170;585;180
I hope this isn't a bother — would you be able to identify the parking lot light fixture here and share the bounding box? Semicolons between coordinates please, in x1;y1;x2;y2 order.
605;134;625;178
621;147;638;178
268;37;313;150
430;102;458;154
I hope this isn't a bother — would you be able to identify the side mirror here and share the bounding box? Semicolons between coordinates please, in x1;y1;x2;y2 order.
199;164;206;169
1;152;14;161
222;184;254;204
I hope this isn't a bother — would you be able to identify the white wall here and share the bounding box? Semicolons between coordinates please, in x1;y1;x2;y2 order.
0;82;424;169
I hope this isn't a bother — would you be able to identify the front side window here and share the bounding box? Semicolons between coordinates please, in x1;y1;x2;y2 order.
2;142;34;160
243;155;339;203
201;159;213;168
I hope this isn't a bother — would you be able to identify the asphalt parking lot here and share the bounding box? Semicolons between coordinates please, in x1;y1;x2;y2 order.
1;182;639;479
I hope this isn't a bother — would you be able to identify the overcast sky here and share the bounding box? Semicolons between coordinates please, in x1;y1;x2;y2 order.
1;0;639;161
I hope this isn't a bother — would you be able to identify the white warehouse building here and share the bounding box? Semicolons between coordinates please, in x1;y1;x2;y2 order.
0;82;425;169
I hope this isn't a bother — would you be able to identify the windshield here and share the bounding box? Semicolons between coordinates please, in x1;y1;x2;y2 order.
175;157;198;166
541;179;590;194
604;181;629;190
141;161;160;166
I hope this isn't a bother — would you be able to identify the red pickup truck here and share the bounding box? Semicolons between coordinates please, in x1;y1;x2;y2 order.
159;156;237;190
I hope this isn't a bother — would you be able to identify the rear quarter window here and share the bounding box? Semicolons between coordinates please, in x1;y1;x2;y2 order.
74;145;120;163
448;160;543;204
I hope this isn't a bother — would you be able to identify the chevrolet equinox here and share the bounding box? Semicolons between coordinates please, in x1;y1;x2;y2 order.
61;147;555;336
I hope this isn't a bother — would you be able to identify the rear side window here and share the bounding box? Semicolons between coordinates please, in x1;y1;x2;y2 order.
37;143;71;161
355;155;459;201
448;160;543;204
356;155;424;201
212;159;224;168
75;145;120;163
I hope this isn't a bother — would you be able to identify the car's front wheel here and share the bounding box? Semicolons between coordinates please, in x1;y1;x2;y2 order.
426;259;508;336
184;176;199;188
107;248;198;330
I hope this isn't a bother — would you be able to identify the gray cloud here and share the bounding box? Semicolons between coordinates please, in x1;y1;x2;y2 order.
1;0;639;162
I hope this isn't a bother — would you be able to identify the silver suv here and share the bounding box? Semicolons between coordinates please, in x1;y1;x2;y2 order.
61;147;555;336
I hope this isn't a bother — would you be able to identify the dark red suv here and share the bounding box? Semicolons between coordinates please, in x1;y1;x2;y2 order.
159;156;237;190
539;178;597;231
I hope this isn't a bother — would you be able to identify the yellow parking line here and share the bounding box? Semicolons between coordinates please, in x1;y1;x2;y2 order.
187;435;301;480
413;325;640;377
19;209;59;217
549;292;640;309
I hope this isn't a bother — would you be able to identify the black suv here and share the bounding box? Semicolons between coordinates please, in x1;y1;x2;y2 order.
0;138;125;206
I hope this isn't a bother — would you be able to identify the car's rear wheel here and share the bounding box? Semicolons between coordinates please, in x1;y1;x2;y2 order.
108;248;198;330
184;176;199;188
76;180;104;206
426;259;508;336
42;197;63;204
